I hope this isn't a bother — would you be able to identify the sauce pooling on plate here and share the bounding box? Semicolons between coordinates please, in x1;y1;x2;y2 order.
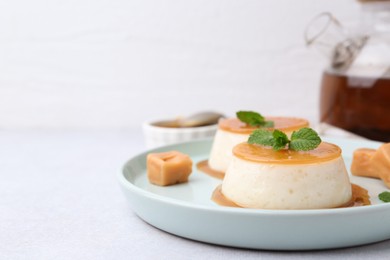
197;160;224;179
211;184;370;208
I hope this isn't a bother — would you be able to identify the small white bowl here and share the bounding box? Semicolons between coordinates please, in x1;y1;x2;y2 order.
143;120;218;149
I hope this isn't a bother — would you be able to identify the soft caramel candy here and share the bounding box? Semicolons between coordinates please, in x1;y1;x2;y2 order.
147;151;192;186
351;143;390;188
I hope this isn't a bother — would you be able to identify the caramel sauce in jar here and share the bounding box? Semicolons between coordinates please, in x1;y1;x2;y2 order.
320;72;390;142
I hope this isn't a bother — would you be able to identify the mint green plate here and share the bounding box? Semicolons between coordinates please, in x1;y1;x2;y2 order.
119;137;390;250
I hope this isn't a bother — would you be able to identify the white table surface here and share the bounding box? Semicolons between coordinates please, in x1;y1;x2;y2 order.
2;128;390;260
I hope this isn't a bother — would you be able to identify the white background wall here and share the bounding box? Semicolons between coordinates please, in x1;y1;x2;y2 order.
0;0;361;129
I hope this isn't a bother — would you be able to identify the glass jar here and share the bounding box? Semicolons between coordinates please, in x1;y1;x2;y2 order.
308;1;390;142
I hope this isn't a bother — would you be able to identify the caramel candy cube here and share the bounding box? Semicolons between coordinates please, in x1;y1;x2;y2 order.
351;143;390;188
351;148;377;178
147;151;193;186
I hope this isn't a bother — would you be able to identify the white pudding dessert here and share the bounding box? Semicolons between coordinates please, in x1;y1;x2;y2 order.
221;142;352;209
208;117;309;174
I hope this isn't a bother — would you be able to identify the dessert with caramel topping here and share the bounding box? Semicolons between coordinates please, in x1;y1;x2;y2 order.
207;116;309;174
221;142;352;209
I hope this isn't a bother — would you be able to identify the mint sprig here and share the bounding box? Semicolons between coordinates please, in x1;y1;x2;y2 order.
289;128;322;151
248;129;274;146
236;111;274;127
272;130;289;150
379;191;390;203
248;127;321;151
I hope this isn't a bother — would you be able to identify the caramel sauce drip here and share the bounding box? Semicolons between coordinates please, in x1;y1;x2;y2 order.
350;183;371;206
219;117;309;134
196;160;224;179
198;160;371;208
233;142;341;164
212;184;370;209
211;185;240;207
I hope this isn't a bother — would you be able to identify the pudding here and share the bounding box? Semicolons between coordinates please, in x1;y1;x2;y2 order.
221;142;352;209
208;117;309;174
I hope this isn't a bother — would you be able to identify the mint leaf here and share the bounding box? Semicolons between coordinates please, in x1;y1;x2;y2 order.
248;129;289;150
379;191;390;202
236;111;274;127
248;127;322;151
289;128;321;151
272;130;289;150
248;129;274;146
236;111;264;126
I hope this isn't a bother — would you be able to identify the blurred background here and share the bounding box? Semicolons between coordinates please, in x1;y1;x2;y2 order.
0;0;361;129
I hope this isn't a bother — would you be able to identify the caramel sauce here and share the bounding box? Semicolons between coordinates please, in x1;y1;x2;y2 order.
211;185;240;207
196;160;225;180
350;183;371;206
233;142;341;164
320;72;390;142
219;117;309;134
196;160;224;179
212;184;370;209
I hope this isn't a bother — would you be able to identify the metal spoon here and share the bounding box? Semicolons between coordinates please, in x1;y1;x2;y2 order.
152;111;224;128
